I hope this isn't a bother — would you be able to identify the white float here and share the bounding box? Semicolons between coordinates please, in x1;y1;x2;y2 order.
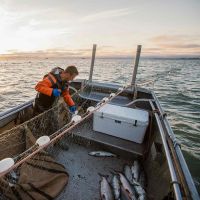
74;110;78;115
0;158;15;173
109;93;116;97
87;106;95;112
118;87;123;91
102;97;109;102
71;115;82;123
36;136;50;146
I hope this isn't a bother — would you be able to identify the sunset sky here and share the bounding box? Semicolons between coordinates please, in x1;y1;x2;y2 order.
0;0;200;58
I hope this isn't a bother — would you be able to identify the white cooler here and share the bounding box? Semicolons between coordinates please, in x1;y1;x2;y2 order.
93;104;149;144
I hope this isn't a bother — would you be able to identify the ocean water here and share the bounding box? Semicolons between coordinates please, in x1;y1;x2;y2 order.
0;57;199;191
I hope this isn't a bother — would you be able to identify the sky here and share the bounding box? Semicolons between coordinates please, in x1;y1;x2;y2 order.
0;0;200;58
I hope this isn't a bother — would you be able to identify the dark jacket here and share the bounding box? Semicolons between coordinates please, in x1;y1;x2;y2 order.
34;67;74;113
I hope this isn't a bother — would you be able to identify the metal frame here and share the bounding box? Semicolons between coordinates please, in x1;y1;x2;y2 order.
149;100;182;200
0;99;33;128
152;92;200;199
89;44;97;83
131;45;142;86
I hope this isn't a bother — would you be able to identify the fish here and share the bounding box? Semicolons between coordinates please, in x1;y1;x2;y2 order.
134;185;146;198
89;151;117;157
138;170;146;189
111;175;121;200
138;194;147;200
100;176;114;200
121;186;133;200
124;165;134;185
132;178;146;199
131;160;140;182
124;162;146;199
118;173;137;200
123;165;146;199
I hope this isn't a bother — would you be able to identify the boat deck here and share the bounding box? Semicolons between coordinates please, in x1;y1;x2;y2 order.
51;140;133;200
70;117;145;158
79;91;132;106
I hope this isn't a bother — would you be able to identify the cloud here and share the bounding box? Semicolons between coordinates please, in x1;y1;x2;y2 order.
0;45;134;59
150;34;200;48
80;8;134;22
0;48;92;59
157;43;200;49
146;34;200;56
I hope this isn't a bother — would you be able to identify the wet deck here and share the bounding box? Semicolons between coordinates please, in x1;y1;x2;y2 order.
51;141;133;200
71;117;145;158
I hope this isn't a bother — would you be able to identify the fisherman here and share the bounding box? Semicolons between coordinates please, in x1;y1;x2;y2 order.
34;65;79;115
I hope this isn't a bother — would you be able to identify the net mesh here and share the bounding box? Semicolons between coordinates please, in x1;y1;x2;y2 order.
0;82;152;199
0;101;71;160
0;81;121;199
0;100;72;199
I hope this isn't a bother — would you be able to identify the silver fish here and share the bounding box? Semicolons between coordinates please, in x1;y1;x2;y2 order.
131;160;140;181
100;176;114;200
89;151;117;157
132;179;146;198
138;194;147;200
138;170;146;189
119;173;137;200
111;175;121;200
124;165;134;185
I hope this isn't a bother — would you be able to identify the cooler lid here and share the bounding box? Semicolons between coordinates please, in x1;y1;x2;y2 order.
95;104;149;125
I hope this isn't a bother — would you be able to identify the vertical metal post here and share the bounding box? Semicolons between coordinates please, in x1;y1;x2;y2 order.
131;45;142;86
89;44;97;82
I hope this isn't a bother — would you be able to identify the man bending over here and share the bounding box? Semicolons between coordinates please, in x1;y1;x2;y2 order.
34;65;78;115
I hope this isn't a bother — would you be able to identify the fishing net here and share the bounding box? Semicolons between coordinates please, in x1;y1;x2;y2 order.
0;100;71;160
0;82;122;199
0;100;72;200
0;82;154;200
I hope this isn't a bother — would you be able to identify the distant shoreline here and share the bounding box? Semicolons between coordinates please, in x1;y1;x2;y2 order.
0;56;199;60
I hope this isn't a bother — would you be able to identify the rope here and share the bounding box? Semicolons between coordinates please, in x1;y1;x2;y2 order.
0;85;131;178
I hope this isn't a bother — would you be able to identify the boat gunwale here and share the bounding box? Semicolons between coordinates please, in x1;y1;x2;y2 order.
0;80;199;199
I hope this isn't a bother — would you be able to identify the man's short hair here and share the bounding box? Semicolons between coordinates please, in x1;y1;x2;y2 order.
65;65;79;75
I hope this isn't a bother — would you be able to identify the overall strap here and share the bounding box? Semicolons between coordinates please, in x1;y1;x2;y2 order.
47;73;62;89
47;73;57;87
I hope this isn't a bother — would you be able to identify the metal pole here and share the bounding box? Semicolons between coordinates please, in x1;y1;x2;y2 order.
131;45;142;86
152;92;200;199
149;100;183;200
89;44;97;82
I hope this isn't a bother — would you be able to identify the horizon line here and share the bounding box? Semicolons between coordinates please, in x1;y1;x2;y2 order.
0;50;200;60
0;55;199;60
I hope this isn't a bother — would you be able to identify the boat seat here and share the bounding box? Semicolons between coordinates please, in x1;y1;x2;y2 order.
70;117;145;159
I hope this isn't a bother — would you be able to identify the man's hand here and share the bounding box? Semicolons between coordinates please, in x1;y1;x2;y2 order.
52;89;61;97
69;105;76;113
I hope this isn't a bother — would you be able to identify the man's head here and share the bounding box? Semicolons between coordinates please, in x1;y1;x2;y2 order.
61;65;79;81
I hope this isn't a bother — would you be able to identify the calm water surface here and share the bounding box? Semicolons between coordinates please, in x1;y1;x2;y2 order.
0;58;199;191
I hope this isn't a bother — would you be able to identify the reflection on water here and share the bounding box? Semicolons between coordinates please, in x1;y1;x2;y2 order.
0;58;200;191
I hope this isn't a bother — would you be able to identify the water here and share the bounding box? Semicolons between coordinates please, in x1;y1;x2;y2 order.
0;57;200;192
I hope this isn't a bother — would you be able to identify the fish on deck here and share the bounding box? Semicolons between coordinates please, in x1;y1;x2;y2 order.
89;151;117;157
100;176;114;200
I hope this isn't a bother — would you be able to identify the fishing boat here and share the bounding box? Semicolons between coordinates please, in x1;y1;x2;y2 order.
0;45;199;200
